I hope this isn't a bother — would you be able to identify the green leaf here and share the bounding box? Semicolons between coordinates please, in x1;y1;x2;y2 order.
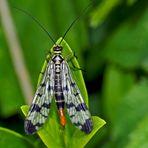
21;105;106;148
90;0;121;27
125;116;148;148
69;116;106;148
102;65;135;121
127;0;137;6
21;37;106;148
111;79;148;147
0;127;34;148
105;8;148;70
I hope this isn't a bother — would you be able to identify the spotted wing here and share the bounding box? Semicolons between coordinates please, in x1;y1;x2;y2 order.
62;61;93;134
25;60;55;134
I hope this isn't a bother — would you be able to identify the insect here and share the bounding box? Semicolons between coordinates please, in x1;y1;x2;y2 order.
15;2;93;134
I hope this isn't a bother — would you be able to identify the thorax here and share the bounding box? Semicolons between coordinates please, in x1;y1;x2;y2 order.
52;53;64;64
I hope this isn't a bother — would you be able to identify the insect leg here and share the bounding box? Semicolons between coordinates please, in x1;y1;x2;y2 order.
70;61;86;72
65;52;85;71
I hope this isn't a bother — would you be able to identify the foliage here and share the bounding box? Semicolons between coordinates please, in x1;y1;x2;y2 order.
20;38;105;148
0;0;148;147
0;127;34;148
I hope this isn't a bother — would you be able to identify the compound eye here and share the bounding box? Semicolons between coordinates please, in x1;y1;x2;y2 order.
53;45;62;51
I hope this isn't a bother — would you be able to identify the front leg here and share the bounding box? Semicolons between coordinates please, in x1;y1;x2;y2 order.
65;52;84;71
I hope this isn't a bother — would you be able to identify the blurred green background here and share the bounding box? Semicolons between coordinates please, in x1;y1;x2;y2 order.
0;0;148;147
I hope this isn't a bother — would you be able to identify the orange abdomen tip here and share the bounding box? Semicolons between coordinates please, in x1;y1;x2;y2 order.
59;108;66;126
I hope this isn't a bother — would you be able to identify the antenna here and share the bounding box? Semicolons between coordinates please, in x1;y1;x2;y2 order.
59;1;93;45
13;7;56;44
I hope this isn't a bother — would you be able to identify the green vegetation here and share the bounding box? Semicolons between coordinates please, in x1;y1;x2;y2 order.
0;0;148;147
